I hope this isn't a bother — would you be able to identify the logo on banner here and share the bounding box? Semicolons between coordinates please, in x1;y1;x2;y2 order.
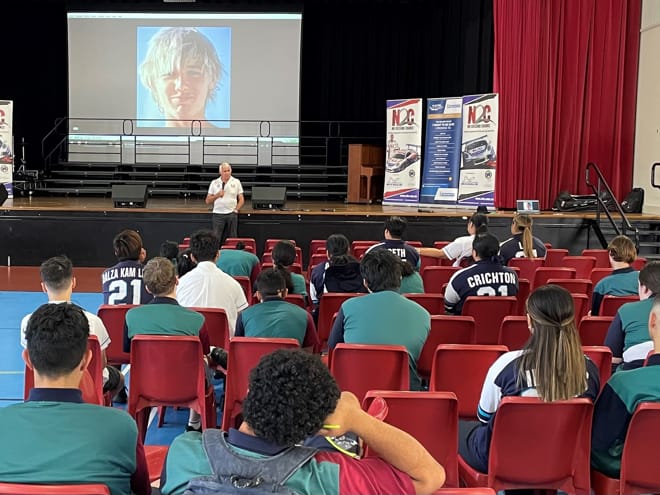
391;107;416;130
466;104;493;129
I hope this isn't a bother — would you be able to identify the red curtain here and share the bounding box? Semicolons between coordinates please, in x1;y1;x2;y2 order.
493;0;641;209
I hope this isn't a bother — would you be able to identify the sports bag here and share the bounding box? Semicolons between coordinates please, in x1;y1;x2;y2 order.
621;187;644;213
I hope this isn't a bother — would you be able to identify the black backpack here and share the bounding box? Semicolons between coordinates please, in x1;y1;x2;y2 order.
183;429;318;495
621;187;644;213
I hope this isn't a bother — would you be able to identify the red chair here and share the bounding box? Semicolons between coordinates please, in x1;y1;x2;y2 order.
225;237;257;252
233;275;253;305
544;248;569;266
631;257;647;271
189;307;230;350
221;337;300;431
404;293;445;315
0;484;110;494
578;315;613;346
458;397;593;494
128;335;215;442
532;267;576;289
433;490;496;495
582;345;612;390
547;278;593;300
309;253;327;269
351;245;373;260
421;266;461;293
264;238;296;252
571;293;590;321
429;344;508;419
507;257;544;285
144;445;169;483
515;278;531;315
581;248;611;268
419;254;441;274
221;243;255;253
97;304;136;366
284;293;307;309
591;402;660;495
362;391;460;487
317;292;364;348
498;316;530;351
260;262;304;275
262;247;303;265
600;294;639;317
407;240;423;248
590;267;614;288
329;344;409;402
308;239;327;269
461;296;518;345
433;241;450;250
562;256;598;279
417;316;476;380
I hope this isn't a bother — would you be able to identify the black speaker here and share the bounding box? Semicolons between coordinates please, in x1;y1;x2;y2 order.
251;186;287;210
0;185;8;205
112;184;148;208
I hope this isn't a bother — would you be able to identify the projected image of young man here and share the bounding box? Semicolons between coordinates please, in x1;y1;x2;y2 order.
138;27;230;128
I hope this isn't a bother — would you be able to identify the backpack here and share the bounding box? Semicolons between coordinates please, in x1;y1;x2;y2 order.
183;429;318;495
552;190;617;212
621;187;644;213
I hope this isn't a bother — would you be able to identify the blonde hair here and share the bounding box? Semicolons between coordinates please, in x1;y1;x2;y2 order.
512;213;534;258
518;285;587;402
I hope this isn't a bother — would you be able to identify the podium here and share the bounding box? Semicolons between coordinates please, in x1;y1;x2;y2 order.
347;144;385;204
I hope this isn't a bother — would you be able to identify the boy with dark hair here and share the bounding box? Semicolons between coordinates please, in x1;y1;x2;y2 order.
328;249;429;390
366;216;420;268
234;269;319;350
2;303;151;495
216;240;261;283
444;233;519;315
102;228;152;305
160;349;445;495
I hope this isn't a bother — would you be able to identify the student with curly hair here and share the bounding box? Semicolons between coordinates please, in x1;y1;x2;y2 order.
160;349;445;495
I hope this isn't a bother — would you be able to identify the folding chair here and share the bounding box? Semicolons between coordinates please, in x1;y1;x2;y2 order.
591;402;660;495
498;316;530;351
507;257;544;285
600;295;639;317
547;278;593;300
581;249;611;268
582;345;612;391
544;248;569;267
221;337;300;431
362;391;460;487
458;397;593;494
421;266;461;293
417;315;476;380
330;343;409;402
0;484;110;495
571;293;590;321
96;304;136;366
429;344;508;419
562;256;598;279
532;267;575;289
404;293;445;315
578;315;613;346
461;296;517;345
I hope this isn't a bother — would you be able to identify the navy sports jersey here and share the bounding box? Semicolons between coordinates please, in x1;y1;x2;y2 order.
499;234;547;265
102;260;153;305
464;350;600;473
444;260;518;315
366;240;420;269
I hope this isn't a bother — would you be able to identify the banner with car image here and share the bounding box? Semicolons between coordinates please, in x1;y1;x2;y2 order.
0;100;13;199
383;98;423;206
419;97;463;207
457;93;498;208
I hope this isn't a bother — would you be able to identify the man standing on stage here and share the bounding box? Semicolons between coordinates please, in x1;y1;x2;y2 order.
205;162;244;246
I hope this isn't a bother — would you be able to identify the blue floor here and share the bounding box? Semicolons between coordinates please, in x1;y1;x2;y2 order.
0;291;214;446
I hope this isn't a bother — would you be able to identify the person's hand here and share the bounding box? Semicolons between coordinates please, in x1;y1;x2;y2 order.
318;391;364;437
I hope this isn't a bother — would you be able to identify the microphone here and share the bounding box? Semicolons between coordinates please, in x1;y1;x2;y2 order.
221;181;226;191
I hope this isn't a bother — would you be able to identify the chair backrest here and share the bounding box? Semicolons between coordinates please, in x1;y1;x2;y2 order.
498;316;530;351
631;257;647;271
96;304;136;366
261;262;304;275
403;293;445;315
546;278;593;300
562;256;598;279
225;237;257;252
189;307;230;349
284;294;306;309
589;267;614;288
515;278;531;316
264;238;296;252
417;316;476;379
0;483;110;495
600;294;639;317
317;292;364;347
487;397;593;494
222;337;300;431
419;254;441;274
461;296;518;345
24;336;104;406
544;248;569;267
362;391;460;488
507;257;544;284
619;402;660;494
308;240;327;269
570;293;590;321
421;266;461;293
582;345;612;390
262;247;303;266
433;240;450;250
351;245;372;260
533;267;576;289
433;490;496;495
221;243;255;253
330;343;409;402
310;253;327;268
232;275;253;305
578;315;613;346
430;344;508;419
580;249;611;268
128;335;208;441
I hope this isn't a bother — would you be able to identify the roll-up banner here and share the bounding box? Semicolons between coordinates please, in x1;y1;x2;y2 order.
383;98;423;206
457;93;498;208
0;100;13;199
419;97;463;207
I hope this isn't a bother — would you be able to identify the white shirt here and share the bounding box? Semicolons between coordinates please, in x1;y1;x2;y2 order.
208;176;244;214
442;235;475;267
176;261;249;335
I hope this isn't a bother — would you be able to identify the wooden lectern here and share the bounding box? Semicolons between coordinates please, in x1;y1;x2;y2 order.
347;144;385;204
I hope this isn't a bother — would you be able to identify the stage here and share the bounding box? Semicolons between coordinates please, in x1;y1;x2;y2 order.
1;196;656;267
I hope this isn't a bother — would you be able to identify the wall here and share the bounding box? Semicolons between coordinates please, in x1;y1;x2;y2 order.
634;0;660;213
